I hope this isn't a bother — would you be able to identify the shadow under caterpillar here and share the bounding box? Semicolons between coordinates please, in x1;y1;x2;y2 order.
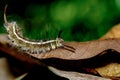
4;5;75;54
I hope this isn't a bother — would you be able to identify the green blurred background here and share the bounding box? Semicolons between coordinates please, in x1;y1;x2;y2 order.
0;0;120;41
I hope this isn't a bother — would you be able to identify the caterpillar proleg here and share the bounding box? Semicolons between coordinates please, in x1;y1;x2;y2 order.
4;5;75;54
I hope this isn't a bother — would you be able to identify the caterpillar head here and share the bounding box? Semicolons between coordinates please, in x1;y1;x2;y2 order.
56;38;64;47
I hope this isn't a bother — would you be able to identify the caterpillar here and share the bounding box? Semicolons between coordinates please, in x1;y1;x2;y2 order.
4;5;75;54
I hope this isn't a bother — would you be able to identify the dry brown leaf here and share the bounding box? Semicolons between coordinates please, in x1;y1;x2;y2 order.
48;66;110;80
1;34;120;60
95;24;120;79
96;63;120;77
0;58;15;80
